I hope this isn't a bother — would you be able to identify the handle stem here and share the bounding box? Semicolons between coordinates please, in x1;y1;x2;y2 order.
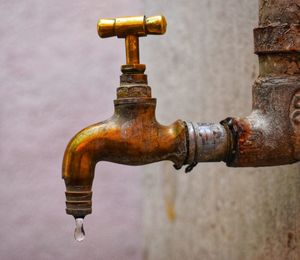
125;35;140;65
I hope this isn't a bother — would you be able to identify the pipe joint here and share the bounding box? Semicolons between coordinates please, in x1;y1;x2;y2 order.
185;122;230;170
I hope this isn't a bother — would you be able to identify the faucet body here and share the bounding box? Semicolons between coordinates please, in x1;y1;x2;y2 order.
63;74;187;218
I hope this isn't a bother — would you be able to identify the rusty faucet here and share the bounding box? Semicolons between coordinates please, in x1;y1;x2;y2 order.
63;7;300;238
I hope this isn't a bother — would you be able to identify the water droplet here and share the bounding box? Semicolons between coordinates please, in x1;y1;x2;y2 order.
74;218;85;242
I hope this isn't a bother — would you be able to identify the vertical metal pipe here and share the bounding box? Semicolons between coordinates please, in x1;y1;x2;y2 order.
259;0;300;26
256;0;300;76
224;0;300;167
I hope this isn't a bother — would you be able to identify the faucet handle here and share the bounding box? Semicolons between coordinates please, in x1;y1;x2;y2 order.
97;15;167;73
97;15;167;38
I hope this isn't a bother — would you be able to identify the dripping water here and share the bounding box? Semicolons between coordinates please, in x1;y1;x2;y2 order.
74;218;85;242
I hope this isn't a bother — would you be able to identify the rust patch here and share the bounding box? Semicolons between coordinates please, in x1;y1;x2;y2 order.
259;53;300;76
259;1;300;26
229;118;263;165
165;199;176;222
222;117;264;166
254;24;300;54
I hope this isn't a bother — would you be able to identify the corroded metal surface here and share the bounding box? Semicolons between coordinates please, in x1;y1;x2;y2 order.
255;0;300;77
254;24;300;53
259;53;300;75
225;76;300;167
221;0;300;167
259;0;300;26
188;0;300;168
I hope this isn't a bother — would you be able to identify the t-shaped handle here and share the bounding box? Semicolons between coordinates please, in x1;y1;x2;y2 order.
97;15;167;71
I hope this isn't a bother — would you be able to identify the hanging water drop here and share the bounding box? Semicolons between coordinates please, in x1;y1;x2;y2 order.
74;218;85;242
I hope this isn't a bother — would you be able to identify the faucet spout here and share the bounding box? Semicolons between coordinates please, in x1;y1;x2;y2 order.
62;82;187;218
62;119;114;218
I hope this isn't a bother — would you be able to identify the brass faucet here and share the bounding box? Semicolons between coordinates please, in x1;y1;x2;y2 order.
62;15;229;219
62;14;300;234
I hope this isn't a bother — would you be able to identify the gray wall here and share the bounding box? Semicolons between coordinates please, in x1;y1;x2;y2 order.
143;0;300;259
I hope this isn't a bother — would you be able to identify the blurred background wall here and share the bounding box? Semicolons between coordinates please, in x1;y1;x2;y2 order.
143;0;300;260
0;1;144;259
0;1;299;260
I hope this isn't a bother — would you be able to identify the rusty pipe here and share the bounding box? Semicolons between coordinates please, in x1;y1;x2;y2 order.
180;0;300;167
217;0;300;167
